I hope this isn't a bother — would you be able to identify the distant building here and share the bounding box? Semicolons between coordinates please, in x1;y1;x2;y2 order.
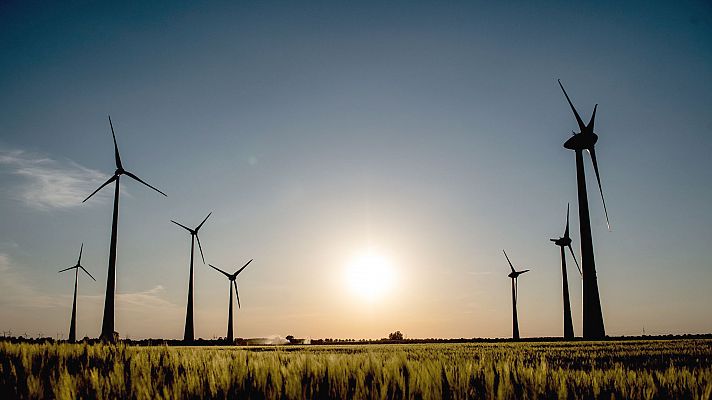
246;336;289;346
288;338;310;345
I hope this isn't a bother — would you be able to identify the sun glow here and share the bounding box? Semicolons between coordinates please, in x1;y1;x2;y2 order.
345;251;395;301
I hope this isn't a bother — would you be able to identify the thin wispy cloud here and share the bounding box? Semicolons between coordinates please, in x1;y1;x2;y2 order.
81;285;183;339
116;285;179;310
0;253;182;338
0;149;109;210
467;271;493;276
0;240;19;249
0;253;58;309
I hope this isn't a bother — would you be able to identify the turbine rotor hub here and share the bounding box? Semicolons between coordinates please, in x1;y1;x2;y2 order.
563;132;598;150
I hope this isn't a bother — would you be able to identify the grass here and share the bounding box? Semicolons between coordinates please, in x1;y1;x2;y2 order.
1;340;711;399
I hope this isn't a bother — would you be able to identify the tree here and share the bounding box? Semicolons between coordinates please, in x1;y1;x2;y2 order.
388;331;404;341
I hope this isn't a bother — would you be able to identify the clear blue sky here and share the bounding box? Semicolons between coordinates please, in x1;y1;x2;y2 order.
1;0;710;339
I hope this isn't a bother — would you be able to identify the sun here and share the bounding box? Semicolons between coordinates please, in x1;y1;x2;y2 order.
344;251;395;301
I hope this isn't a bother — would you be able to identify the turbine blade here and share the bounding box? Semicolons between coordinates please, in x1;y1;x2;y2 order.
558;79;586;132
170;220;193;232
209;264;231;278
109;116;123;170
79;266;96;281
234;281;241;309
123;171;167;197
58;266;75;273
564;203;570;238
588;147;611;231
83;175;117;203
234;259;253;277
196;212;212;231
520;269;530;274
196;234;206;264
78;243;83;265
502;250;515;273
567;244;582;276
588;104;598;132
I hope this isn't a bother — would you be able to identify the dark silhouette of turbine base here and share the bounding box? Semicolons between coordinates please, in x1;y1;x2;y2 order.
83;116;166;342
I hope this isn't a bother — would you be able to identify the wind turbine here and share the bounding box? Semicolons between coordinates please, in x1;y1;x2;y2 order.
550;204;581;340
58;244;96;343
83;116;166;342
503;250;530;340
208;259;253;343
558;80;610;339
171;212;212;342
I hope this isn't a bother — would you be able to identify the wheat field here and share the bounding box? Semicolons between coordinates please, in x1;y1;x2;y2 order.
1;340;710;399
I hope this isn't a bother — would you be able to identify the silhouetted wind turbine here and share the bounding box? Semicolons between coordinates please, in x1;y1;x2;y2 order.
209;259;253;343
558;80;610;339
550;204;581;340
58;244;96;343
503;250;529;340
83;116;166;342
171;212;212;342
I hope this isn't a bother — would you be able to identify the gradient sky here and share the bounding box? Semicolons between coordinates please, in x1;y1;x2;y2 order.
1;1;711;340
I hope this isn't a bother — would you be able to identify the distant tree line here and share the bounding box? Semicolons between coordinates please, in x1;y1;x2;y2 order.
2;333;711;346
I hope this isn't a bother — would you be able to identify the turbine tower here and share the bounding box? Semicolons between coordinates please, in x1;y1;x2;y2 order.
503;250;530;340
550;204;581;340
83;116;166;342
171;212;212;342
209;259;253;343
558;80;610;339
58;244;96;343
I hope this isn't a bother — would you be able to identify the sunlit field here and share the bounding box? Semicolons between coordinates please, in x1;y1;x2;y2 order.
1;340;711;399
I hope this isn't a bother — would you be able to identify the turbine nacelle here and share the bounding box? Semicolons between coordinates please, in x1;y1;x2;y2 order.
558;79;599;150
171;212;212;263
551;203;581;275
563;132;598;151
508;269;529;279
83;116;167;203
209;259;253;281
58;244;96;281
209;259;253;309
550;236;572;247
503;249;530;279
558;80;611;231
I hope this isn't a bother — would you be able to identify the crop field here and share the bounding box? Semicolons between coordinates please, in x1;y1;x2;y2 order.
1;340;711;399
